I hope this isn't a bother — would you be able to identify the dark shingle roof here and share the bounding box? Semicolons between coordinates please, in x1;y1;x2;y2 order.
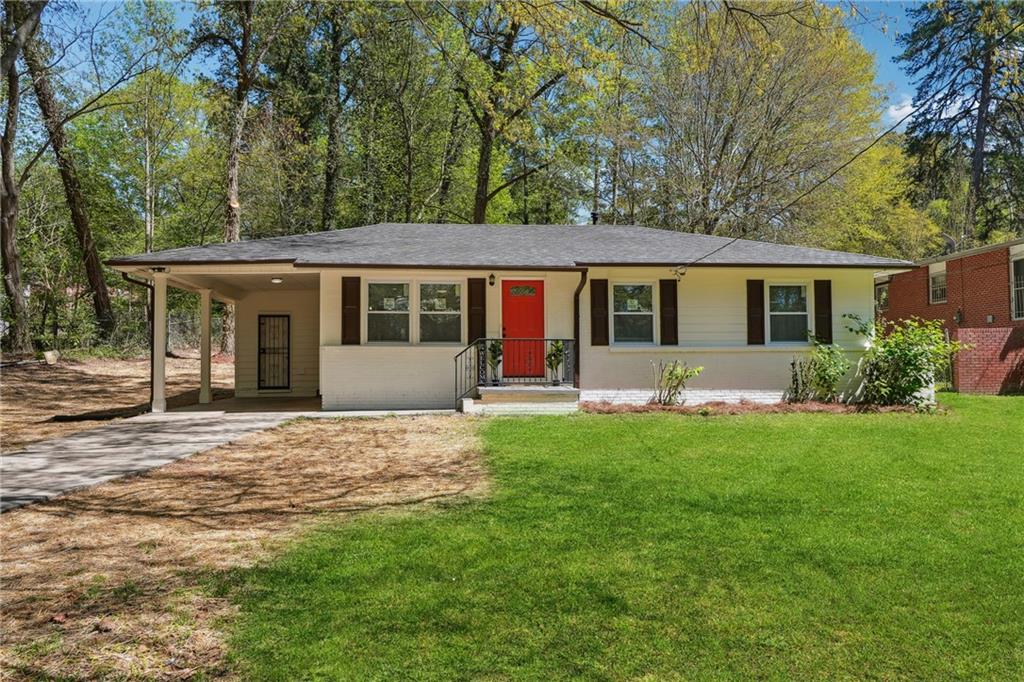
107;223;910;269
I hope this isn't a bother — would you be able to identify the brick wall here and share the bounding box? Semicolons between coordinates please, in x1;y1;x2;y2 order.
953;327;1024;394
883;246;1024;394
884;247;1022;329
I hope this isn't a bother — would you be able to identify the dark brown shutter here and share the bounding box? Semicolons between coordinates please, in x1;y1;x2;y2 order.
746;279;765;345
659;279;678;345
341;276;360;345
590;279;609;346
814;279;833;344
467;277;486;343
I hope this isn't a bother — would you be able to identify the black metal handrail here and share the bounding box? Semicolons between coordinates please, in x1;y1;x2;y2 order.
455;337;575;401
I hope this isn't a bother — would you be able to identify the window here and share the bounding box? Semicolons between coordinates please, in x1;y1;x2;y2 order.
612;284;654;343
768;284;809;342
929;272;947;304
1013;258;1024;320
367;283;409;342
875;283;890;312
419;283;462;343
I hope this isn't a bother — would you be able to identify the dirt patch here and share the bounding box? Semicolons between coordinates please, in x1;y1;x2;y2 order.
581;400;922;415
0;415;484;680
1;357;234;451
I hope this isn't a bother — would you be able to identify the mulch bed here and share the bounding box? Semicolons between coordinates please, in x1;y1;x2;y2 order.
580;400;922;415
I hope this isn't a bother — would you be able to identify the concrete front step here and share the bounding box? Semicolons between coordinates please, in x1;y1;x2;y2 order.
459;398;579;416
477;385;580;404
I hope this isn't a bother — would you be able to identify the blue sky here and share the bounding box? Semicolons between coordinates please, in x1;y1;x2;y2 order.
845;1;923;125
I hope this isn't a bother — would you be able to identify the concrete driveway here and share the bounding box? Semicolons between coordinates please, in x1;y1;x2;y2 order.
0;412;293;512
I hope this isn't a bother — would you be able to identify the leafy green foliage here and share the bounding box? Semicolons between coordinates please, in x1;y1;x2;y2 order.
4;1;1019;352
650;359;703;405
845;314;968;406
544;339;565;373
789;341;852;403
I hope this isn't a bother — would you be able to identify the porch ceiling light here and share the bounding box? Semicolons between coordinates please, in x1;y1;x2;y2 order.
270;277;283;284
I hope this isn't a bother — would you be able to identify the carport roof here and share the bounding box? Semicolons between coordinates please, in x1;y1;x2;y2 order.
107;222;911;270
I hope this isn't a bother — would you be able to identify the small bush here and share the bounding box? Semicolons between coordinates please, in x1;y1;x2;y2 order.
650;360;703;406
789;341;851;403
845;314;967;406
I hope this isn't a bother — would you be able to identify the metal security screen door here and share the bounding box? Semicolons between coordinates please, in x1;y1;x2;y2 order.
258;315;290;389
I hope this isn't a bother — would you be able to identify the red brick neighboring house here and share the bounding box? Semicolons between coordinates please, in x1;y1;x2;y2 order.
876;238;1024;394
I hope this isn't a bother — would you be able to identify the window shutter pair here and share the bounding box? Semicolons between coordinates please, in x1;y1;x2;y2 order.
745;279;832;345
343;276;486;346
589;279;678;346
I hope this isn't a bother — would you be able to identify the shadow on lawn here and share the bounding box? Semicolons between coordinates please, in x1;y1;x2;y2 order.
0;416;484;680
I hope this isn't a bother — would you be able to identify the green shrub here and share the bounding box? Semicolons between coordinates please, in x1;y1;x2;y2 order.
650;360;703;406
789;341;851;403
845;314;967;406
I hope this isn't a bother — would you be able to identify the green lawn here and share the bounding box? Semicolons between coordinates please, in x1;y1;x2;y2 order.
223;395;1024;680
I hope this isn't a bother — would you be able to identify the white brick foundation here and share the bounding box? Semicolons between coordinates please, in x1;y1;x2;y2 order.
579;389;785;405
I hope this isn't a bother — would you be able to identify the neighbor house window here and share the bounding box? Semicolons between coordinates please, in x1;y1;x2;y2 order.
875;283;890;312
768;284;809;342
367;282;410;342
929;272;947;304
419;283;462;343
1013;258;1024;320
612;284;654;343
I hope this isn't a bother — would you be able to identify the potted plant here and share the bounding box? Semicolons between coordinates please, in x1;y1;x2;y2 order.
545;340;565;385
487;340;503;386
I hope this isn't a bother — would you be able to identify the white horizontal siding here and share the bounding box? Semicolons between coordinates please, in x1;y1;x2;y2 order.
313;265;874;408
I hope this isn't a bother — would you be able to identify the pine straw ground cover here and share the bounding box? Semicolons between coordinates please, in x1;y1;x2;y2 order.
0;415;485;680
1;357;234;451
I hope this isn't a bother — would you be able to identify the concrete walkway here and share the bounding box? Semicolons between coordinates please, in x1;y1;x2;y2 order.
0;412;292;512
1;406;458;512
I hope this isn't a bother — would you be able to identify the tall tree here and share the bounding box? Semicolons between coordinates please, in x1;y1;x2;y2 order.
648;2;879;237
1;0;32;351
412;3;585;223
194;0;299;351
0;0;43;78
897;0;1024;246
23;17;118;338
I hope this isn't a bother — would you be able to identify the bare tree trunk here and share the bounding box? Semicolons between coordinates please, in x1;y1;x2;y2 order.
471;114;494;224
143;74;155;253
966;45;993;248
321;7;343;232
1;11;31;352
0;0;44;78
24;40;115;339
435;104;463;223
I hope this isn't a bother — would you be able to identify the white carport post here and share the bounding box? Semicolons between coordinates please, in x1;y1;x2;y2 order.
152;271;168;413
199;288;212;404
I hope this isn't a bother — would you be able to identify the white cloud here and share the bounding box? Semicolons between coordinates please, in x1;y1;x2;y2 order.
884;95;914;128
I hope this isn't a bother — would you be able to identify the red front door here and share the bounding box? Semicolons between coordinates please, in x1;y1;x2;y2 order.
501;279;545;377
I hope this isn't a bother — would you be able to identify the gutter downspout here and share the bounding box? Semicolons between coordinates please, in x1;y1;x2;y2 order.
572;268;588;388
121;272;154;409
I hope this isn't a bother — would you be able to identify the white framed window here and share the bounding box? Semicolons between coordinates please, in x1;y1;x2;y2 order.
1012;257;1024;320
419;282;462;343
875;282;890;312
929;272;947;304
767;284;810;343
367;282;410;342
612;283;655;343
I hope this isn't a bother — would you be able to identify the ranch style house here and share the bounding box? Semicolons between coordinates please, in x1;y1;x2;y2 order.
107;223;910;412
